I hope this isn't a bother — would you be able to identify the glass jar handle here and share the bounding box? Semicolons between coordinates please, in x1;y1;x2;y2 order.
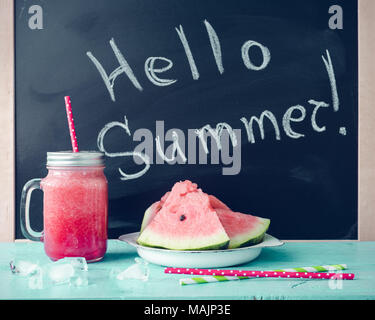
20;178;43;241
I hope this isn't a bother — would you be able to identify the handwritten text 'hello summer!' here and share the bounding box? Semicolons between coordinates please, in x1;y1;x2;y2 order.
86;19;343;180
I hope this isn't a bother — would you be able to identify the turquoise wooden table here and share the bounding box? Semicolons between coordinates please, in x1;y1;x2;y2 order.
1;240;374;300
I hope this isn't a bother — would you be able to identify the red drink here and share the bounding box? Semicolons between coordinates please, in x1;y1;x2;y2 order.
41;167;108;262
20;152;108;262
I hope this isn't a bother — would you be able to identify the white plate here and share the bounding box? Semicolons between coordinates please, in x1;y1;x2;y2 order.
118;232;284;268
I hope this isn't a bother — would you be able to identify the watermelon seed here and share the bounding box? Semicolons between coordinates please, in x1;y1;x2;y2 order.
179;215;186;221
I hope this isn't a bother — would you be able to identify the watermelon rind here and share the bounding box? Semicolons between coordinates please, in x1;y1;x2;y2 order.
137;227;230;251
227;217;270;249
140;202;159;233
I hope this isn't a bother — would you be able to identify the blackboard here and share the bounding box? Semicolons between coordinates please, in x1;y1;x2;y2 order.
15;0;358;240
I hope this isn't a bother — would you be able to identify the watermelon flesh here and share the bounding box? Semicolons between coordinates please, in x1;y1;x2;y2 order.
140;191;170;233
137;180;270;250
137;181;230;250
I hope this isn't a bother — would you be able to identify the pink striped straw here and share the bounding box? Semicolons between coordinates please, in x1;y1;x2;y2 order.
164;267;355;280
64;96;79;152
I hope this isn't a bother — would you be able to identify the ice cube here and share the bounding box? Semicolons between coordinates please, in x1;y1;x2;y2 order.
9;259;39;276
62;257;88;287
21;257;89;289
10;257;89;289
57;257;88;271
47;263;75;284
116;258;149;281
45;257;88;286
28;269;44;290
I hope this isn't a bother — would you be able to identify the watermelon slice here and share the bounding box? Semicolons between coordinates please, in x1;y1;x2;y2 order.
137;181;230;250
209;196;270;248
218;210;270;248
218;210;269;248
137;180;270;250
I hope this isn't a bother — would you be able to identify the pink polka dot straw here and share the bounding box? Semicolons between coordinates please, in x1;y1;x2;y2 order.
64;96;79;152
164;267;355;282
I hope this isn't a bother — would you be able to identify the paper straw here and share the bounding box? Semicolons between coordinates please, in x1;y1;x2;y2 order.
180;266;348;285
165;268;354;279
177;271;354;285
64;96;79;152
163;265;353;285
166;264;347;276
272;264;347;273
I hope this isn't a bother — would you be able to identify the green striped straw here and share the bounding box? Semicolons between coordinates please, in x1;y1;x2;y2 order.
179;264;347;286
272;264;347;273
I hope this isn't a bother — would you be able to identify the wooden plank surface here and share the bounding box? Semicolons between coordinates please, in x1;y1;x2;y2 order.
0;0;14;241
0;240;374;299
358;0;375;240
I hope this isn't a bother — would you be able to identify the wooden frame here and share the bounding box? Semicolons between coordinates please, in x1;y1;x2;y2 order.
358;0;375;241
0;0;374;241
0;0;14;241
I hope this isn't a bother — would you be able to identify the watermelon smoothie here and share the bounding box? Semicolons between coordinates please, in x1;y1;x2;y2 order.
41;166;108;262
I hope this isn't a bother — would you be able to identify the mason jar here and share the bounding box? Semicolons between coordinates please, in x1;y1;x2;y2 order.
20;151;108;262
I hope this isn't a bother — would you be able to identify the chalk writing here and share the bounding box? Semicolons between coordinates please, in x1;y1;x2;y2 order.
87;18;343;180
87;38;143;102
175;25;200;80
144;57;177;87
204;19;224;74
